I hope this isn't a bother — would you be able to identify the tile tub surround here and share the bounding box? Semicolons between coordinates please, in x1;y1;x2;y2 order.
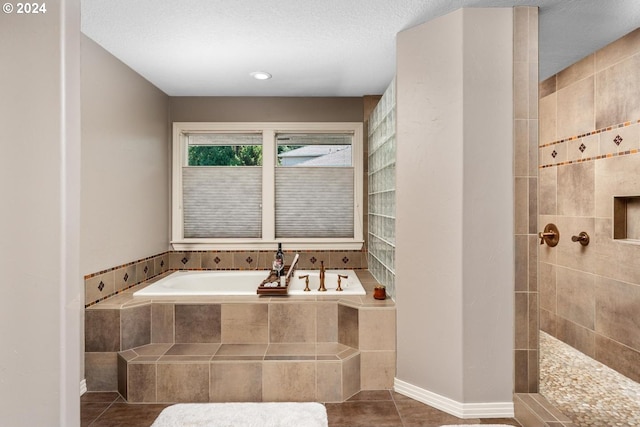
84;270;396;403
84;249;368;307
538;27;640;383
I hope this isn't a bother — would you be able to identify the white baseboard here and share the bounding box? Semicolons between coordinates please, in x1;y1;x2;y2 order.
394;378;514;419
80;379;87;396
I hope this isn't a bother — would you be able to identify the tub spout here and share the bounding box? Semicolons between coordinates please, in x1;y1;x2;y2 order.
318;261;327;292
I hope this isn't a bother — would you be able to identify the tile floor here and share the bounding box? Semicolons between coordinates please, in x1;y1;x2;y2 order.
540;331;640;426
82;390;521;427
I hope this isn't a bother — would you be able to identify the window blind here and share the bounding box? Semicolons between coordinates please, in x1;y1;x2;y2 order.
182;167;262;238
275;167;354;238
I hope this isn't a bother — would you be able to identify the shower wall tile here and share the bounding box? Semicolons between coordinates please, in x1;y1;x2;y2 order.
595;28;640;72
596;53;640;129
528;293;539;350
514;235;528;292
595;334;640;383
557;162;594;217
514;292;528;349
514;61;529;120
539;76;556;99
514;6;539;394
528;235;538;292
556;317;595;358
540;141;565;166
513;6;529;63
595;152;640;219
539;308;556;336
539;92;557;145
595;276;640;351
538;262;556;313
529;177;538;234
599;125;640;155
529;120;539;176
556;267;595;330
557;54;594;91
555;216;596;274
514;177;529;235
556;76;595;141
538;167;556;215
566;133;598;162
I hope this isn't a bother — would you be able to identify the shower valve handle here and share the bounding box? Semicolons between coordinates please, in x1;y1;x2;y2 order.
538;223;560;247
571;232;590;246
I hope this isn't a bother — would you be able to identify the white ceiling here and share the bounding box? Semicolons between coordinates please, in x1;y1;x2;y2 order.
81;0;640;97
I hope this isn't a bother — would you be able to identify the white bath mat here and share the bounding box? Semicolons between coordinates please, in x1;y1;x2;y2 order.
151;402;328;427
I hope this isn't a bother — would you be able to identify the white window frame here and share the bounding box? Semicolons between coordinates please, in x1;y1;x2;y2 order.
172;122;364;250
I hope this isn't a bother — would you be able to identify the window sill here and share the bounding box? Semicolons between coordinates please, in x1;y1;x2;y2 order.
171;239;364;251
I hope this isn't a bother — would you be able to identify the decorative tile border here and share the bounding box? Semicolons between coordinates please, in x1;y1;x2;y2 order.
539;120;640;149
540;119;640;168
85;249;368;308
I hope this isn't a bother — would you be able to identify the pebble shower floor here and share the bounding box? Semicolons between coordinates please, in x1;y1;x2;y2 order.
540;331;640;426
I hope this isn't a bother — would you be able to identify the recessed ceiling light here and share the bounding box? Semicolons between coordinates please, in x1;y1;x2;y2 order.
250;71;272;80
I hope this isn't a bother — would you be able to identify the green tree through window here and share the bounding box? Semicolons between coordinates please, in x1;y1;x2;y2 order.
188;145;262;166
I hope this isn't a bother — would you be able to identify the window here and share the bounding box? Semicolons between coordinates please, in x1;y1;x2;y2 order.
275;133;354;239
172;122;363;250
181;133;262;239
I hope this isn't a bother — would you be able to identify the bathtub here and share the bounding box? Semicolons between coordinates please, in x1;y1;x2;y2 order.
133;269;366;296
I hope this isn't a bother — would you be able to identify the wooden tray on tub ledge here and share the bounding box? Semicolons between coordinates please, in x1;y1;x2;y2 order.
256;254;299;296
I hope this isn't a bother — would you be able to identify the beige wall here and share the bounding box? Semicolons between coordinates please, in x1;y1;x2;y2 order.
395;8;514;410
539;28;640;383
171;96;364;123
0;2;82;426
81;36;171;276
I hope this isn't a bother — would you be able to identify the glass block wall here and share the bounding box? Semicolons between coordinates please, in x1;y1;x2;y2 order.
368;79;396;298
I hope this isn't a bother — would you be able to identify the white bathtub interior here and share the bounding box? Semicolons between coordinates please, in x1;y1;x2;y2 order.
133;269;366;296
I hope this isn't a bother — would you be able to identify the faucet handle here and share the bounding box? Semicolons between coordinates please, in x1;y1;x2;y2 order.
298;275;310;292
336;274;348;292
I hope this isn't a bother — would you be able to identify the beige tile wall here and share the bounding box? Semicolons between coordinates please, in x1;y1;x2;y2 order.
84;249;368;307
538;27;640;383
514;6;539;394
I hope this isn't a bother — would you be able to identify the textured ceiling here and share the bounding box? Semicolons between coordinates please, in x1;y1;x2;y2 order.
81;0;640;96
